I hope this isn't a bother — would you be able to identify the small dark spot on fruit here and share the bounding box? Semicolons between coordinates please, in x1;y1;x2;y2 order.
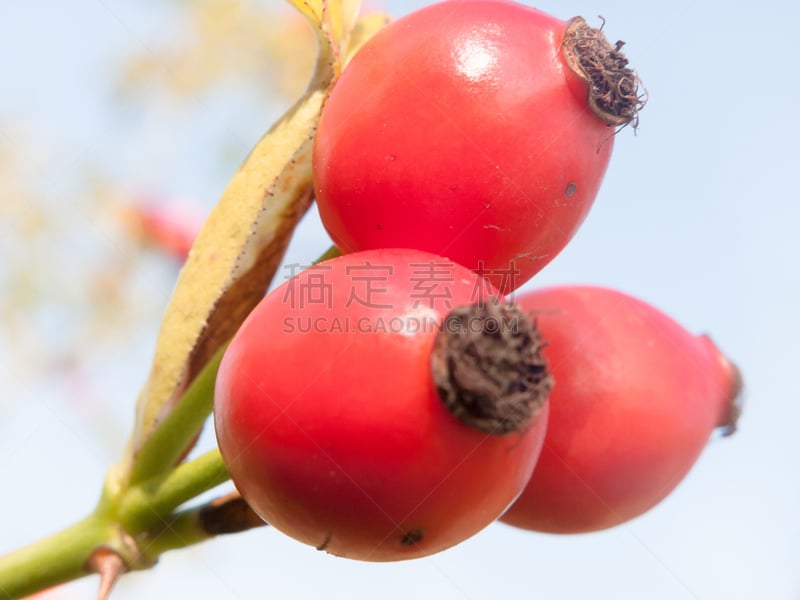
565;182;577;197
400;529;424;546
376;223;383;230
316;532;332;551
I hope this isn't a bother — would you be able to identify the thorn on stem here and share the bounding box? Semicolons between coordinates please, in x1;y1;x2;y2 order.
85;547;127;600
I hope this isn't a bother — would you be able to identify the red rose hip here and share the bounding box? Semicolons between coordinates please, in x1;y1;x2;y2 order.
214;248;551;560
313;1;643;293
500;285;741;533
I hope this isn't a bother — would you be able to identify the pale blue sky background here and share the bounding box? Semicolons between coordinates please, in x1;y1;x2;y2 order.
1;1;799;599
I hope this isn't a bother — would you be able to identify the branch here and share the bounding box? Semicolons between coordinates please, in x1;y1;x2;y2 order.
0;515;110;599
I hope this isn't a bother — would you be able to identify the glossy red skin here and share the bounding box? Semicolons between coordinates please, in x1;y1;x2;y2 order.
214;248;549;560
500;285;738;533
313;0;613;294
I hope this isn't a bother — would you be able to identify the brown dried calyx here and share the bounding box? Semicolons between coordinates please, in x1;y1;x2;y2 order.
720;357;745;437
431;300;552;435
562;16;646;127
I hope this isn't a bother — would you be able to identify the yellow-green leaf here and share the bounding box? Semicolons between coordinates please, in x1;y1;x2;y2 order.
291;0;361;50
120;0;364;486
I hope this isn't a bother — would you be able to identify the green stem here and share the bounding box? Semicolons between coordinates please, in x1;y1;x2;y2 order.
119;449;230;533
0;450;232;598
138;493;266;562
0;514;111;599
137;505;211;561
129;344;227;485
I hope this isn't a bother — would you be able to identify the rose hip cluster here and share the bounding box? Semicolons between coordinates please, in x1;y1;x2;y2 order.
214;0;740;561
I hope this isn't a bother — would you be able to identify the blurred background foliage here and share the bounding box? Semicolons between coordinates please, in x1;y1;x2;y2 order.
117;0;315;102
0;0;319;420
